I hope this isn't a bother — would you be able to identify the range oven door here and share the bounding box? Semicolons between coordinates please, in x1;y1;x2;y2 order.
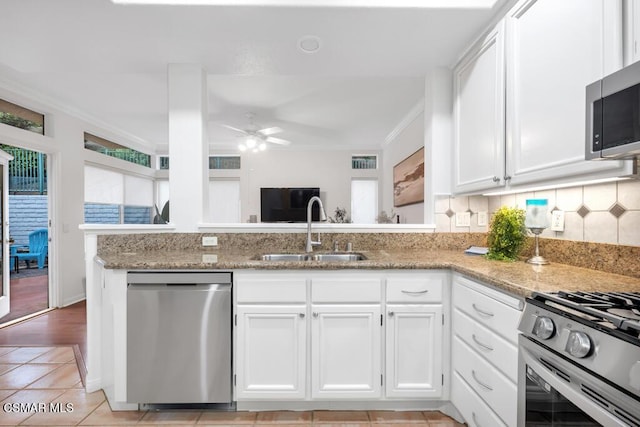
518;335;640;427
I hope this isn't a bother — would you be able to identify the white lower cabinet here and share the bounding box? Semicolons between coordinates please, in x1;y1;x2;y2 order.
451;273;523;427
385;304;443;398
311;304;382;399
235;305;306;399
233;270;447;405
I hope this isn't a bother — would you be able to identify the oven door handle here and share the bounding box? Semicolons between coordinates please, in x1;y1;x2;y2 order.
520;343;631;427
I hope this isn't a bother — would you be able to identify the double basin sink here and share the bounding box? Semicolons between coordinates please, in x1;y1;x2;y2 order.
259;253;366;262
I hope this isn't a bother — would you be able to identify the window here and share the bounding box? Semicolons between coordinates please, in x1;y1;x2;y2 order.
209;179;241;223
209;156;241;170
351;179;378;224
351;155;377;170
159;156;169;170
84;165;154;224
84;133;151;167
0;99;44;135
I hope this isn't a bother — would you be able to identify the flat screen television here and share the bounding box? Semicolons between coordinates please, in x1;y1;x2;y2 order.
260;187;320;222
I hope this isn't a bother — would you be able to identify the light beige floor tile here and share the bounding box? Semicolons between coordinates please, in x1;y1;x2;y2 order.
0;363;59;389
375;424;430;427
0;389;66;426
20;388;105;425
0;347;19;356
0;389;18;401
368;411;426;423
0;347;54;364
29;346;76;364
428;422;465;427
72;380;85;389
313;411;370;423
422;412;452;421
27;363;81;389
79;401;146;425
309;424;370;427
0;363;20;376
197;411;257;424
138;410;202;424
256;411;312;424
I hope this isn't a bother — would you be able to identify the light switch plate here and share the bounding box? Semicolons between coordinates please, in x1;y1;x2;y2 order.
551;210;565;232
455;212;471;227
202;236;218;247
202;254;218;263
477;211;488;227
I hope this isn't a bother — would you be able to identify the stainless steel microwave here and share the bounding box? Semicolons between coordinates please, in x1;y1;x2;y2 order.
586;60;640;160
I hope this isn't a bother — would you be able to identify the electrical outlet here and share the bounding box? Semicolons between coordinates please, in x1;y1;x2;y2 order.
202;236;218;247
477;211;488;227
455;212;471;227
551;210;565;232
202;254;218;263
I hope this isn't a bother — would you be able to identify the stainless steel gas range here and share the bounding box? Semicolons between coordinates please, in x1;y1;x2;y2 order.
518;292;640;427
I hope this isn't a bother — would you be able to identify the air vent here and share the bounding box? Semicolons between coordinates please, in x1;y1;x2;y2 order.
352;155;377;169
539;358;570;382
581;384;640;427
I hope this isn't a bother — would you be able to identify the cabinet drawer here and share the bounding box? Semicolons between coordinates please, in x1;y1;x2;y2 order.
453;307;518;383
451;371;507;427
236;277;307;303
453;278;521;345
386;275;444;303
452;335;516;427
311;278;381;303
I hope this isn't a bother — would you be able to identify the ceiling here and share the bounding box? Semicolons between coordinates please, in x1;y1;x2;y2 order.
0;0;507;153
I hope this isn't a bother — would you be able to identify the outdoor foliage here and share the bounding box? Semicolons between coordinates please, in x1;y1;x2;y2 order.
328;207;351;223
486;206;527;261
0;112;43;133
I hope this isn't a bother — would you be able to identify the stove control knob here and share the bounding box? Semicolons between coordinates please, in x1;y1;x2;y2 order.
532;316;555;340
565;331;592;358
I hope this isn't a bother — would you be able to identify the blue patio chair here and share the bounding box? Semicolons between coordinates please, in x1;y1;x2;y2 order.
15;228;48;269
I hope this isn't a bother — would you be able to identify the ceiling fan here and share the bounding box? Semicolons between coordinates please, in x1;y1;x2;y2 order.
221;112;291;152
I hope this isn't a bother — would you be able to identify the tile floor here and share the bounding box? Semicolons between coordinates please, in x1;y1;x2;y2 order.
0;346;465;426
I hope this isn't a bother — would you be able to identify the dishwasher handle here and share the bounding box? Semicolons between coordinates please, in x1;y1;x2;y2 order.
127;271;232;285
127;283;231;292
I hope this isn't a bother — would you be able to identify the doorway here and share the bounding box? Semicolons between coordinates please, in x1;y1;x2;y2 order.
0;144;49;324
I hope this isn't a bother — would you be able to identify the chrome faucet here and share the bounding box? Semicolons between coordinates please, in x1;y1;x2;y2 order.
305;196;327;253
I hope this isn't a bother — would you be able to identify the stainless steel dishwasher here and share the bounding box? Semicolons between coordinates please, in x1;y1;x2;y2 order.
126;271;232;405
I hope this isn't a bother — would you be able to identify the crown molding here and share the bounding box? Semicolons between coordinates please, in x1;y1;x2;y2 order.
382;99;424;147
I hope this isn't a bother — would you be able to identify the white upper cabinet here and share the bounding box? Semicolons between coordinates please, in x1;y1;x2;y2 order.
453;0;635;195
628;0;640;64
505;0;631;188
453;22;506;194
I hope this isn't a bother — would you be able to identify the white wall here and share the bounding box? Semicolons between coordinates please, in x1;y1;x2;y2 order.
382;106;425;224
210;149;381;223
0;80;155;307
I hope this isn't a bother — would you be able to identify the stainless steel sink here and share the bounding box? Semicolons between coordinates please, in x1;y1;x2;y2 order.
311;253;366;262
259;254;312;261
258;253;366;262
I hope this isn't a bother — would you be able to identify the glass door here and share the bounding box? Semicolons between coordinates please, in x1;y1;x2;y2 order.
0;151;11;319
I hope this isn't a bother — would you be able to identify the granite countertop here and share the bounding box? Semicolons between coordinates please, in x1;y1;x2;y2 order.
96;248;640;298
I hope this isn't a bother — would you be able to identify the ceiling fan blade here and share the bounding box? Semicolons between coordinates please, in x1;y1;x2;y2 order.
266;136;291;146
257;126;283;136
220;124;248;134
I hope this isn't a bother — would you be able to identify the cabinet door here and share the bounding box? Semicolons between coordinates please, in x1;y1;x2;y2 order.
453;22;506;194
311;304;382;399
506;0;630;187
385;304;443;398
235;305;306;400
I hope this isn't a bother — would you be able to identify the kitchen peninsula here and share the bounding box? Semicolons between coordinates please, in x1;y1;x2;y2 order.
84;229;640;426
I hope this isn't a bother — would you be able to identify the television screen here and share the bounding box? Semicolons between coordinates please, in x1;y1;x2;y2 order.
260;187;320;222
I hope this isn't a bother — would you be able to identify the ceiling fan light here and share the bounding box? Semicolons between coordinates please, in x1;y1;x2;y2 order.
246;136;257;148
252;147;259;153
238;143;247;152
259;142;267;151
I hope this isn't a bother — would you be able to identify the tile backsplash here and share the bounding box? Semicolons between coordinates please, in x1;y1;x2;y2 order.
436;178;640;247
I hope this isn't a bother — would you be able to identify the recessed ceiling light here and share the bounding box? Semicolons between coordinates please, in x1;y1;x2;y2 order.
298;36;322;54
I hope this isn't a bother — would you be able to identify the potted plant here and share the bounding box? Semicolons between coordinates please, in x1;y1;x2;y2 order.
486;206;527;261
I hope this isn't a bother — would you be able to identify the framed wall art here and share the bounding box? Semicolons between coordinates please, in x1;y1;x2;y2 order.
393;147;424;207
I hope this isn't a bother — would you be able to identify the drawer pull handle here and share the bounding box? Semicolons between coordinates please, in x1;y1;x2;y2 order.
472;334;494;351
472;370;493;391
401;289;429;295
472;412;484;427
472;303;494;318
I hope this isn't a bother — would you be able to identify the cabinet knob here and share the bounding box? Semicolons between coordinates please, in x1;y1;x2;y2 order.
492;176;500;183
504;175;512;182
299;313;305;318
388;311;394;317
312;312;319;318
